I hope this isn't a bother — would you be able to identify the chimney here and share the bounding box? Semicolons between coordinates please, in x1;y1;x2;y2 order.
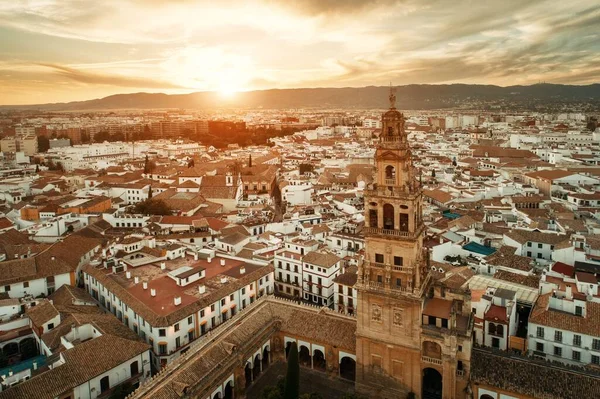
240;266;246;275
194;253;199;261
174;296;182;306
126;271;132;279
220;277;228;284
33;361;38;370
198;285;206;294
220;259;226;266
134;276;139;284
160;262;166;270
151;288;156;297
143;281;148;290
566;284;573;300
207;257;212;263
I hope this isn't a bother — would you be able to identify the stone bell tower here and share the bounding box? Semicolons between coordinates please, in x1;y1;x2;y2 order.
355;87;430;398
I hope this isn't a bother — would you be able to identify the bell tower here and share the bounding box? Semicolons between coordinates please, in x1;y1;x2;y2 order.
355;87;430;398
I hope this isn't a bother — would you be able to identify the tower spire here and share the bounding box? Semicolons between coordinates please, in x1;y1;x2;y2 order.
389;83;396;109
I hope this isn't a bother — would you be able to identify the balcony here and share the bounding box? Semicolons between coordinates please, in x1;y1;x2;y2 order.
421;356;443;365
365;184;419;198
363;224;425;238
384;179;396;186
363;261;414;273
456;369;465;378
364;227;416;238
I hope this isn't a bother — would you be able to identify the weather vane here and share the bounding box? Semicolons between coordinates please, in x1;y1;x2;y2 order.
389;83;396;109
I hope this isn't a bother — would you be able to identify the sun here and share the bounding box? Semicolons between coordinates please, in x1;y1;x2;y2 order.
217;87;238;99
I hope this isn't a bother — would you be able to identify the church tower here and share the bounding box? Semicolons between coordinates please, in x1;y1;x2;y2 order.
355;88;430;398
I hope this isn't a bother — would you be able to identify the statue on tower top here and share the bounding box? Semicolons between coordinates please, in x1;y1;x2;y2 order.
389;84;396;109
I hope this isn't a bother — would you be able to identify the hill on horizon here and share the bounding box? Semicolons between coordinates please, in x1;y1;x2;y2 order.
2;83;600;112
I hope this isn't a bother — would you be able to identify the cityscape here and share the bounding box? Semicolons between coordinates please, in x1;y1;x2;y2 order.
1;1;600;399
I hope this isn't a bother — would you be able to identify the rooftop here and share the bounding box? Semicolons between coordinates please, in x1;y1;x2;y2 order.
84;254;271;325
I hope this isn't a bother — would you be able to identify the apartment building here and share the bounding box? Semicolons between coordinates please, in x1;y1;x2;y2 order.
528;289;600;366
302;250;342;306
83;251;274;370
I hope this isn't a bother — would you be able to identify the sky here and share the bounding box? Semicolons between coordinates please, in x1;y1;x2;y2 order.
1;0;599;104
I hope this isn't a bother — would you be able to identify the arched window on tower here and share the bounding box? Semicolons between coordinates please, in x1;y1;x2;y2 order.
369;209;378;228
399;213;409;232
385;165;396;182
383;204;394;230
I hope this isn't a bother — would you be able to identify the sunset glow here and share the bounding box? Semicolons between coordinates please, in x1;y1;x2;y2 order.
0;0;599;104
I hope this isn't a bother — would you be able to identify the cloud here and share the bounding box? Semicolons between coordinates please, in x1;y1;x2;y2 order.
37;63;184;89
1;0;600;104
266;0;404;16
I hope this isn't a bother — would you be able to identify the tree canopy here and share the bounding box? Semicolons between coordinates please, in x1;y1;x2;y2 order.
133;199;171;215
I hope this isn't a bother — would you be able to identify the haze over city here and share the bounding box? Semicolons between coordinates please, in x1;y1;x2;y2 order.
1;2;600;399
1;0;600;104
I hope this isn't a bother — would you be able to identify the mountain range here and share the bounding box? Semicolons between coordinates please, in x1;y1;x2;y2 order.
2;84;600;111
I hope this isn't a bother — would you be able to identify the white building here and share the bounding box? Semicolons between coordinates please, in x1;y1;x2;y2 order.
302;250;342;307
528;288;600;366
83;252;274;369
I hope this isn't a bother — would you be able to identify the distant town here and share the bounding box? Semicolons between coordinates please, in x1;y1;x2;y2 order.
0;96;599;399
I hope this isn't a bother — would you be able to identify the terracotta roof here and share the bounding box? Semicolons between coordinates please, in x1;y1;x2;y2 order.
219;232;249;245
529;293;600;337
423;189;453;204
27;300;59;327
485;304;508;323
471;347;600;399
49;285;96;307
0;232;101;286
2;334;149;399
423;298;453;319
154;189;207;212
0;217;13;229
485;246;532;271
303;250;341;268
552;262;575;277
493;270;540;288
504;229;570;246
83;262;274;327
333;272;358;287
524;169;575;181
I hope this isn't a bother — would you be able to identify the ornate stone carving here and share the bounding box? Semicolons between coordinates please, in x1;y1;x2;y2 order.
371;304;382;323
393;308;403;327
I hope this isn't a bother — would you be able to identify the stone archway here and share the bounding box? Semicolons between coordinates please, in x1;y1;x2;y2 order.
224;381;233;399
299;345;311;368
340;357;356;381
422;367;442;399
313;349;326;372
3;342;19;357
252;354;261;380
19;337;38;360
244;362;252;388
212;391;222;399
262;347;270;370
